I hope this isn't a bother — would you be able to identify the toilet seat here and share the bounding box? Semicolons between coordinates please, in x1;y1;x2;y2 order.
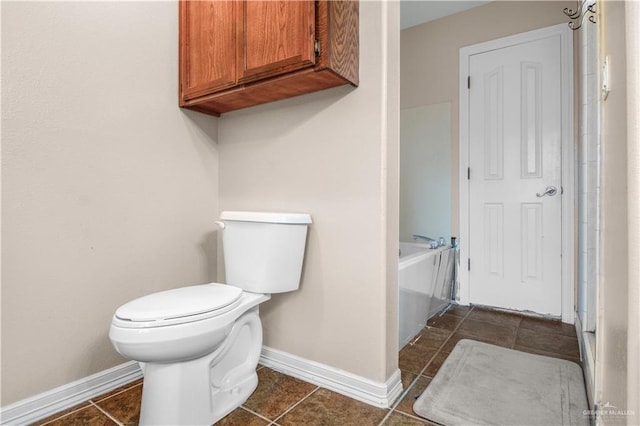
114;283;243;329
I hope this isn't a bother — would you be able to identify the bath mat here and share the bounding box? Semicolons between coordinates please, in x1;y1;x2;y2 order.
413;339;589;425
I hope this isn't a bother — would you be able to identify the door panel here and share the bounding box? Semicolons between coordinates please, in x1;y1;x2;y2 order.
468;35;563;316
484;203;504;277
239;1;316;84
180;1;240;100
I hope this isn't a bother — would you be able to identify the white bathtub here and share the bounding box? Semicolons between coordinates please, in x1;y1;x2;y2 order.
398;242;455;348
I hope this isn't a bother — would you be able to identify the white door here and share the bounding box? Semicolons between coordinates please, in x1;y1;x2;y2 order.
468;34;563;316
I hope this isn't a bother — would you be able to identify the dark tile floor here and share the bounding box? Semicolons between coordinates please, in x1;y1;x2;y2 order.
32;305;580;426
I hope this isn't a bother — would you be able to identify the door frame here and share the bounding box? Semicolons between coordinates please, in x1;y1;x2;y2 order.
458;23;575;324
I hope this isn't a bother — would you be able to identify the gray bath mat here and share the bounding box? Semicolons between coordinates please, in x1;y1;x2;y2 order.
413;339;589;425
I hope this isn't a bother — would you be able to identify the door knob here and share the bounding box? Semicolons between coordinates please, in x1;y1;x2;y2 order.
536;186;558;197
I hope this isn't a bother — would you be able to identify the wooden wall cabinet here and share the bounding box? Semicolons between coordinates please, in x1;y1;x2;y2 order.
179;0;359;116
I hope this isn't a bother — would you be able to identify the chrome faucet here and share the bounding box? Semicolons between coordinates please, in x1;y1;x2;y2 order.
412;234;446;249
412;234;436;244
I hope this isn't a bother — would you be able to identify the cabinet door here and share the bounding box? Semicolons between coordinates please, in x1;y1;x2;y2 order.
239;1;316;84
180;1;241;101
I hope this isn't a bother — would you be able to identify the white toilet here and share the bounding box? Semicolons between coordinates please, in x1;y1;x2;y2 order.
109;211;311;425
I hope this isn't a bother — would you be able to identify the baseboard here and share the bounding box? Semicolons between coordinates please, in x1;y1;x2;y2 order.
1;347;404;424
0;361;142;425
575;313;596;409
259;346;403;408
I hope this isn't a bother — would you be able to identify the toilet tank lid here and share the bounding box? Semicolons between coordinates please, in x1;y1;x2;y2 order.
220;211;312;224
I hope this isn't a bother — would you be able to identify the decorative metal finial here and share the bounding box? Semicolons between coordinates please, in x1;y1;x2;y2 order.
564;0;597;30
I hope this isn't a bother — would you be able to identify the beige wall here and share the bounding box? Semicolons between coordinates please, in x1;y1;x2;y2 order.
218;0;400;383
1;2;220;405
2;0;401;406
596;1;635;423
401;1;573;236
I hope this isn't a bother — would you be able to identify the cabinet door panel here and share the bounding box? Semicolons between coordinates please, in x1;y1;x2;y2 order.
180;0;240;100
239;1;315;84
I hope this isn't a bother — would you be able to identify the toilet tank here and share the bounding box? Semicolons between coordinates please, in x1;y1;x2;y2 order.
219;211;312;293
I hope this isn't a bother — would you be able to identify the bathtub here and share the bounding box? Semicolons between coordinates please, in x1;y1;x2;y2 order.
398;242;455;348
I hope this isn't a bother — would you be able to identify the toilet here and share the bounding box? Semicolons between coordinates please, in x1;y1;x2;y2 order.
109;211;311;425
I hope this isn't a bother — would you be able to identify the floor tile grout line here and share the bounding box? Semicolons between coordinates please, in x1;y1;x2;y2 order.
477;306;578;338
378;361;434;425
91;382;143;404
269;385;320;424
518;326;580;340
511;346;582;363
32;403;94;426
512;339;582;361
379;305;474;426
381;340;452;423
449;306;529;350
457;307;579;361
380;306;476;426
414;305;475;377
394;409;435;424
459;310;523;334
511;315;524;349
34;380;141;425
377;391;406;426
89;401;124;426
397;306;474;417
513;313;581;359
270;385;320;423
238;405;275;424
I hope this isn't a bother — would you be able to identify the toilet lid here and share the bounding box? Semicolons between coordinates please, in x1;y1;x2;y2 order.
115;283;243;322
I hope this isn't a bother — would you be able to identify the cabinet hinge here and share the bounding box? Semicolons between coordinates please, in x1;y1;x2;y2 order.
468;258;471;271
467;167;470;180
314;39;320;56
467;76;470;89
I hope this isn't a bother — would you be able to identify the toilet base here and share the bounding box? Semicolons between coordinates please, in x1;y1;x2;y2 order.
137;308;263;425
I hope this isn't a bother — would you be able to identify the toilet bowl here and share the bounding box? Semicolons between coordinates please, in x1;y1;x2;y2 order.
109;211;311;425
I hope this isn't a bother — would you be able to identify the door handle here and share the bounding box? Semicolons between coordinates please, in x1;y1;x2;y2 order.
536;186;558;197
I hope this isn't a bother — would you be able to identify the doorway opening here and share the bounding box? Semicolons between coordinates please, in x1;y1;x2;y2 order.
458;24;575;323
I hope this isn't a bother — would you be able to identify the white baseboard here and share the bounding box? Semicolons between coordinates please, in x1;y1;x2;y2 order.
259;346;403;408
0;361;142;425
1;347;404;424
575;313;596;409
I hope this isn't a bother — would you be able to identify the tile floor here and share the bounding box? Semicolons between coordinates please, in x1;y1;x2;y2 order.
32;305;580;426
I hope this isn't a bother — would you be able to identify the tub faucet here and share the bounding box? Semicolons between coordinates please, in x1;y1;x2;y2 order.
412;234;435;243
412;234;439;249
413;234;447;248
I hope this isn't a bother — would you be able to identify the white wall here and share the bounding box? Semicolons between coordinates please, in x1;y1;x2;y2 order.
400;103;451;243
624;1;640;420
596;1;636;423
1;1;220;405
217;0;400;383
